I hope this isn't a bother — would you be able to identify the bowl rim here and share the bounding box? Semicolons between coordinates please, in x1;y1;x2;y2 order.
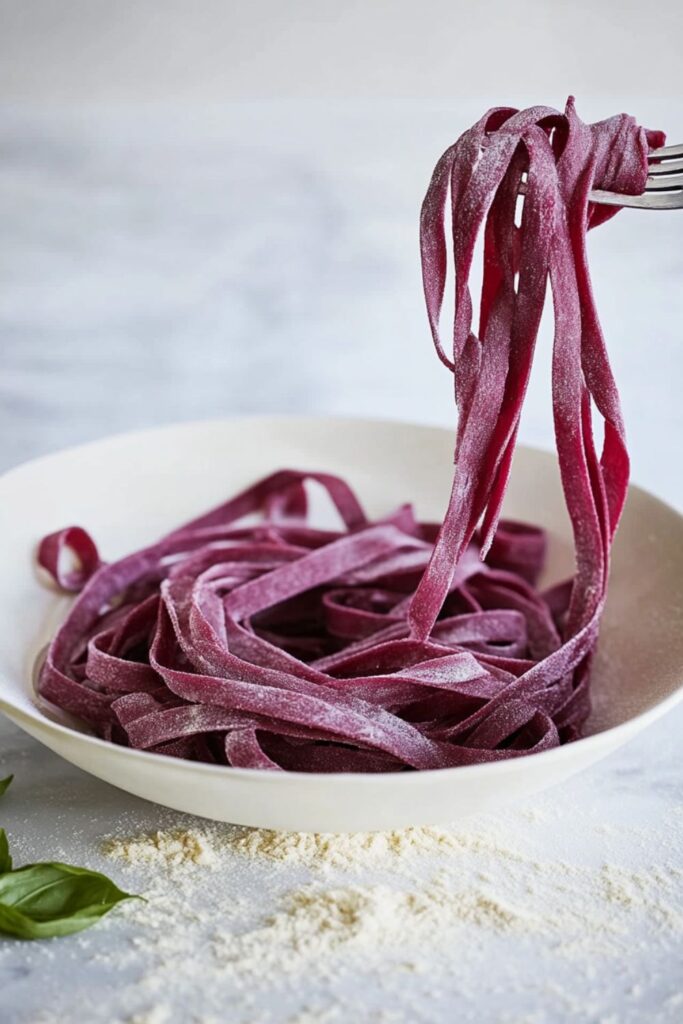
1;413;682;788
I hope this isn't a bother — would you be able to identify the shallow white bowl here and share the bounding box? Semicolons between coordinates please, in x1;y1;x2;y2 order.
1;416;682;832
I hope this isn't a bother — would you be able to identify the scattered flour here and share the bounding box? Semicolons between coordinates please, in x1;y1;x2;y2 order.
285;1011;406;1024
226;825;448;869
102;820;524;875
102;828;218;869
212;876;522;979
85;809;683;1023
127;1006;172;1024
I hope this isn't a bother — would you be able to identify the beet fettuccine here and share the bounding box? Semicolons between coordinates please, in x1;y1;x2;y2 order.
36;99;664;772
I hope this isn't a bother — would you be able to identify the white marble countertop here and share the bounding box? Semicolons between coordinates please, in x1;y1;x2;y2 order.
0;101;682;1023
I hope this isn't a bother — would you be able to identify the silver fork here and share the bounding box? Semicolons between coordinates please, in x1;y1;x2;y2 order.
591;143;683;209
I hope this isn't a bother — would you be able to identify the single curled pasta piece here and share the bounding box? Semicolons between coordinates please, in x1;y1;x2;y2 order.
37;526;101;593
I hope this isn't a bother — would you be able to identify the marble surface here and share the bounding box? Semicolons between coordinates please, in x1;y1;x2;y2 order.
0;101;682;1023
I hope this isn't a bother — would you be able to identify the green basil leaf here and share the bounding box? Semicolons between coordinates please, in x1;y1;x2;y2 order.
0;830;11;874
0;775;13;798
0;861;138;939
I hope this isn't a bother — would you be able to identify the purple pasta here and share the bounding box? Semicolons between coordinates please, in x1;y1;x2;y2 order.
36;99;664;772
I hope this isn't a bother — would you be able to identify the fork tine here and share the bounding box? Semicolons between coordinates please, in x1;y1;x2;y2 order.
647;156;683;174
590;188;683;210
649;143;683;160
646;171;683;190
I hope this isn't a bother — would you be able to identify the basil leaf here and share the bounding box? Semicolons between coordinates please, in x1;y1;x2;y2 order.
0;776;13;798
0;861;138;939
0;830;11;874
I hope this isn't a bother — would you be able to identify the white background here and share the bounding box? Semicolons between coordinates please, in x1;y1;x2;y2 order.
0;1;682;499
0;4;682;1023
2;0;682;104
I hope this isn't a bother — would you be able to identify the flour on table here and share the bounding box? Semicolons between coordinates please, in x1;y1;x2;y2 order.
92;808;683;1024
127;1006;172;1024
212;876;522;980
102;819;523;875
102;828;218;869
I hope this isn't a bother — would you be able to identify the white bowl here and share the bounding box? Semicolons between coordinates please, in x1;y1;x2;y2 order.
1;416;682;832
